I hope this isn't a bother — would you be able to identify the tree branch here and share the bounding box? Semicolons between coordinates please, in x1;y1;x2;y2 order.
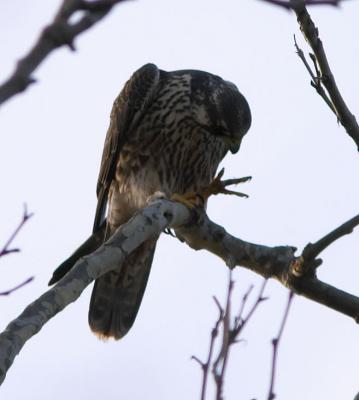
191;295;224;400
299;214;359;273
0;200;357;384
0;0;129;106
0;205;34;295
0;205;33;258
293;35;337;115
211;277;267;400
192;275;267;400
0;200;191;385
0;277;35;297
259;0;341;9
262;0;359;150
267;291;294;400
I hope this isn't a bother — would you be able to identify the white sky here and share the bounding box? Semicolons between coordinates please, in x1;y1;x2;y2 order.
0;0;359;399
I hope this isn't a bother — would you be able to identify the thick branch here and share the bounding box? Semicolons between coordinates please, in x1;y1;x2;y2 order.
0;0;128;106
0;200;190;385
260;0;341;9
302;215;359;262
0;200;357;385
177;212;359;319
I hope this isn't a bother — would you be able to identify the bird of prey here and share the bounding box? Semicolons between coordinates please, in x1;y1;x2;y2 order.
49;63;251;340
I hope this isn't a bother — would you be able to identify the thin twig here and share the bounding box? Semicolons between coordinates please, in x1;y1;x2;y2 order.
293;35;337;115
0;277;34;296
211;276;268;400
192;296;224;400
212;272;235;400
292;1;359;149
0;205;34;296
232;279;268;336
192;276;267;400
0;0;129;106
260;0;359;149
0;205;33;258
267;291;295;400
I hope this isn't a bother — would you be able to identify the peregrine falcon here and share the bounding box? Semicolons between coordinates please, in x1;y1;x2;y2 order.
49;63;251;339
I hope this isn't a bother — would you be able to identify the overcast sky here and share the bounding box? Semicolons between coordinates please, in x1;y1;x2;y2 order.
1;0;359;399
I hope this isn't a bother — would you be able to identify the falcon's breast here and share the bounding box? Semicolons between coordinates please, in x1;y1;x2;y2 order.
101;65;251;232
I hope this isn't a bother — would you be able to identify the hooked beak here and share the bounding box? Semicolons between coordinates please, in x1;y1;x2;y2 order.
229;141;241;154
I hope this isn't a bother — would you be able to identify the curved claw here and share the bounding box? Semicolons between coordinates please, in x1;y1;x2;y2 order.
221;189;249;198
202;171;252;200
222;176;252;185
171;169;251;209
217;167;225;180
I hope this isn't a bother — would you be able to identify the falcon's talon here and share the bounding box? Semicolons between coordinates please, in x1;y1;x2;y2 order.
200;170;251;201
170;171;250;210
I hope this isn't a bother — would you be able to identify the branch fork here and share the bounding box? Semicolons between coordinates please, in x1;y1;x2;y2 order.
0;198;357;385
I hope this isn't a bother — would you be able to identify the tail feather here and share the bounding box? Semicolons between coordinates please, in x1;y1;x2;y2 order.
88;240;157;340
49;222;106;285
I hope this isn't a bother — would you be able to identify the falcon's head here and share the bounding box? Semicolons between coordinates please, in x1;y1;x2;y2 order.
189;71;252;154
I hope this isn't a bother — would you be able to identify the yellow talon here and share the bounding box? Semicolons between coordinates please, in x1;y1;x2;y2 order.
171;192;204;209
201;168;251;202
171;168;251;209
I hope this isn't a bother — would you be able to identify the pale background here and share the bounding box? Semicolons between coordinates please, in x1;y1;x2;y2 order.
1;1;359;399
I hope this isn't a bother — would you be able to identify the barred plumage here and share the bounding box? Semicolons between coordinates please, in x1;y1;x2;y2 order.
49;63;251;339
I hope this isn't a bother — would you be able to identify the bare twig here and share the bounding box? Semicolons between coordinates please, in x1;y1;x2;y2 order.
0;277;34;297
293;35;337;115
232;280;268;336
267;291;295;400
192;275;267;400
212;273;235;400
211;276;268;400
192;296;224;400
296;1;359;148
260;0;359;149
0;0;129;106
0;205;33;258
0;205;34;296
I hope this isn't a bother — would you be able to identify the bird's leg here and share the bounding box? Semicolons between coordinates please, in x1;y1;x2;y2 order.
171;168;251;209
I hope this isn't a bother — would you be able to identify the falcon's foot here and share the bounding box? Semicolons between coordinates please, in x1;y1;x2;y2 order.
171;168;251;209
202;168;251;201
